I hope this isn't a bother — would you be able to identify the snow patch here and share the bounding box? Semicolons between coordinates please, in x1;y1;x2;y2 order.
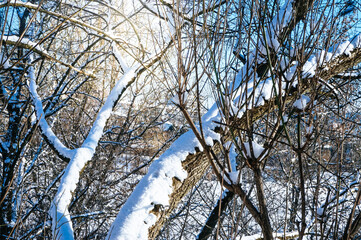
106;130;194;239
241;231;299;240
171;91;188;105
112;42;130;72
7;0;39;8
303;34;361;78
293;95;310;110
228;171;239;183
5;35;47;53
243;141;264;159
332;40;353;56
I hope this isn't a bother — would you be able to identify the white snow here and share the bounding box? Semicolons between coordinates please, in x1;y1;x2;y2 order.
332;40;353;56
112;42;130;72
285;61;298;87
282;114;289;123
50;68;137;240
293;95;310;110
302;55;319;77
303;34;361;78
106;141;188;239
260;78;276;100
258;0;294;58
105;3;361;240
324;144;332;149
28;65;75;160
229;144;238;172
106;131;201;239
106;104;221;240
351;34;361;48
230;1;297;117
232;75;276;116
171;91;188;105
316;207;325;216
272;1;293;34
5;35;47;54
166;11;176;37
228;171;239;183
243;140;265;159
161;121;173;131
51;147;92;240
7;0;39;8
241;231;299;240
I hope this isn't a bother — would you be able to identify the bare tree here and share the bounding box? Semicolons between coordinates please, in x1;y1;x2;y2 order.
1;0;361;239
108;0;361;239
1;0;177;239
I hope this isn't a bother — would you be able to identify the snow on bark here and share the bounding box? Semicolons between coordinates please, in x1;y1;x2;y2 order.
235;32;361;119
106;35;361;239
106;104;221;240
4;35;47;54
50;68;136;240
233;1;361;114
112;42;130;72
6;0;39;8
105;5;361;240
28;65;75;160
303;34;361;78
260;0;293;54
315;178;359;222
233;0;294;100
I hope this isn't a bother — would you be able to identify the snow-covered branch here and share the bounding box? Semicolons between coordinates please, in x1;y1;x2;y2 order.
105;1;361;239
50;68;137;240
3;36;96;77
28;65;75;161
106;105;221;240
0;1;121;44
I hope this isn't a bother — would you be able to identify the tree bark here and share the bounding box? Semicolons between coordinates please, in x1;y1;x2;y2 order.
147;48;361;238
196;190;235;240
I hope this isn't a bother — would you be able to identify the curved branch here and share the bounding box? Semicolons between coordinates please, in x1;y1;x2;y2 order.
3;36;96;77
28;64;75;162
50;35;173;240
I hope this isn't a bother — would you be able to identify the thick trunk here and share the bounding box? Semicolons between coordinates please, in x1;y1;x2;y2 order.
148;148;212;239
147;48;361;238
254;168;273;240
197;190;235;240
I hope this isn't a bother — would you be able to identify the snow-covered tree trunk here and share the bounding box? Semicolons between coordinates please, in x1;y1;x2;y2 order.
106;0;361;239
47;68;137;240
2;0;361;239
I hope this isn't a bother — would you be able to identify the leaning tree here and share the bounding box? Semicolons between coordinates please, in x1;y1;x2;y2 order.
1;0;361;239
